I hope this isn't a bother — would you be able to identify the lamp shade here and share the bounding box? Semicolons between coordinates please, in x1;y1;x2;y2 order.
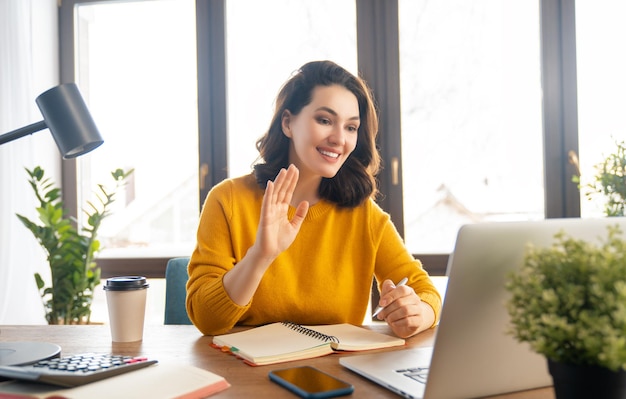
35;83;104;159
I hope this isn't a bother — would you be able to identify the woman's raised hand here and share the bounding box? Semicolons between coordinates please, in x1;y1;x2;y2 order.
255;164;309;262
222;165;309;306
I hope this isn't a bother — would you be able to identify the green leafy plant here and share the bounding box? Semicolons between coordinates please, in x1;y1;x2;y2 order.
505;225;626;372
571;139;626;216
16;166;133;325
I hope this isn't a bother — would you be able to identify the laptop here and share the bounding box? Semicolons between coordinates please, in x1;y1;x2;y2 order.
341;217;626;398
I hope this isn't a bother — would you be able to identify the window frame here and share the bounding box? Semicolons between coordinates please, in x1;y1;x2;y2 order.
59;0;581;278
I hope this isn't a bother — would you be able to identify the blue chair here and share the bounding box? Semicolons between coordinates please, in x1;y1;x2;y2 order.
164;257;193;325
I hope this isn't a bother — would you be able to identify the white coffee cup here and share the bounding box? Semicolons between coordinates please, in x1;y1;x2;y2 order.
104;276;149;342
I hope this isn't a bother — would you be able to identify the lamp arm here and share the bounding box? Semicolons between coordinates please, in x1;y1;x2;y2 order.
0;120;47;145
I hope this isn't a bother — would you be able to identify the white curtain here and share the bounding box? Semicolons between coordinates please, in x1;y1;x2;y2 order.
0;0;59;324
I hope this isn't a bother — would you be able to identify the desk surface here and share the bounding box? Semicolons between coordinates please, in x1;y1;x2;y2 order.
0;324;554;398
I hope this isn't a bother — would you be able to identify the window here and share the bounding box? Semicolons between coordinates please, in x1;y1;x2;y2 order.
70;0;198;258
575;0;626;217
225;0;357;177
398;0;543;253
59;0;590;276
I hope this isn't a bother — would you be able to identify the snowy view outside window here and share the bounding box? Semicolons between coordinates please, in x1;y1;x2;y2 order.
399;0;544;253
575;0;626;218
75;0;199;257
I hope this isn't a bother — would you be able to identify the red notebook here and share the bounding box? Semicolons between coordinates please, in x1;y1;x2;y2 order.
0;364;229;399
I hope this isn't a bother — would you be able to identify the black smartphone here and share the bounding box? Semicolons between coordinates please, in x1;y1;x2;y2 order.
269;366;354;398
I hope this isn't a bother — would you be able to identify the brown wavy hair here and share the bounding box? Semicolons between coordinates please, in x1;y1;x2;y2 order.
253;60;381;208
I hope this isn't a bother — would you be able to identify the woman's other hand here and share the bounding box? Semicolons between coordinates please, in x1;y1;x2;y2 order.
375;279;436;338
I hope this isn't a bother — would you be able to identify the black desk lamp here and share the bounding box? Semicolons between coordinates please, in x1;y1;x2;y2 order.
0;82;103;158
0;83;103;366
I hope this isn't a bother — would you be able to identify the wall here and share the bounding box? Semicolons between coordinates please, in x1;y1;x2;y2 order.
0;0;60;324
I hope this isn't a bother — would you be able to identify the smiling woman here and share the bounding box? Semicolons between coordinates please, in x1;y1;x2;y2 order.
186;61;442;339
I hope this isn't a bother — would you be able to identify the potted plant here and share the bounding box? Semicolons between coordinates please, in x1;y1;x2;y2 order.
570;139;626;217
16;166;133;325
505;225;626;398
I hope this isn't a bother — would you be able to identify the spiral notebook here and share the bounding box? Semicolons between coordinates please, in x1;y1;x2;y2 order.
211;322;405;366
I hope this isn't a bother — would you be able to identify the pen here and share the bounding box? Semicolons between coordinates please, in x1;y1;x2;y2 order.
372;277;409;318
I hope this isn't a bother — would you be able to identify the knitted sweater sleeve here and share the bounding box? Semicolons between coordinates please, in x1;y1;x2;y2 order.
185;179;252;336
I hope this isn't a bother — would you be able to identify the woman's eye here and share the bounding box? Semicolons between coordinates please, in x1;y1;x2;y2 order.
347;125;358;133
317;117;331;125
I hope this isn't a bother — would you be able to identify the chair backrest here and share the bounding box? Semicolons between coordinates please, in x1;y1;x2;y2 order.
164;257;192;325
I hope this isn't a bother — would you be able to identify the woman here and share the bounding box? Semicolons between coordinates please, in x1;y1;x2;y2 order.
186;60;441;338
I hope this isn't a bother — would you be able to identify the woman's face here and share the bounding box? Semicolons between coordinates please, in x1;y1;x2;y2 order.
281;84;360;179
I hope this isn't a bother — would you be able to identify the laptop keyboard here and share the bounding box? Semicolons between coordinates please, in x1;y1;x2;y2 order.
396;366;429;384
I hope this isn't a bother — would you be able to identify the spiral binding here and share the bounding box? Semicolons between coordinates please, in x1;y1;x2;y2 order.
281;321;340;343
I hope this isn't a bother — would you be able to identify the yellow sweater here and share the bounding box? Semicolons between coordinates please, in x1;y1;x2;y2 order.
186;174;442;336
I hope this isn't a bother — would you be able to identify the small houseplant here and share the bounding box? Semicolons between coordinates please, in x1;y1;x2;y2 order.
570;139;626;217
16;166;132;325
505;225;626;398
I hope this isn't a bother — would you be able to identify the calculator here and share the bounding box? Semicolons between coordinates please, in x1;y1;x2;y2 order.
0;353;158;387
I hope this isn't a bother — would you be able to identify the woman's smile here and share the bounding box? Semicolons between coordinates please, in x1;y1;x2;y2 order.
318;147;341;161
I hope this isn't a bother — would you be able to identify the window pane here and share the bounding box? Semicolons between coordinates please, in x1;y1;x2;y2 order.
575;0;626;217
399;0;544;253
225;0;357;178
74;0;198;257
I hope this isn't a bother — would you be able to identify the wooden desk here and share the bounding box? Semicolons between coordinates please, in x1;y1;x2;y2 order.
0;324;554;398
